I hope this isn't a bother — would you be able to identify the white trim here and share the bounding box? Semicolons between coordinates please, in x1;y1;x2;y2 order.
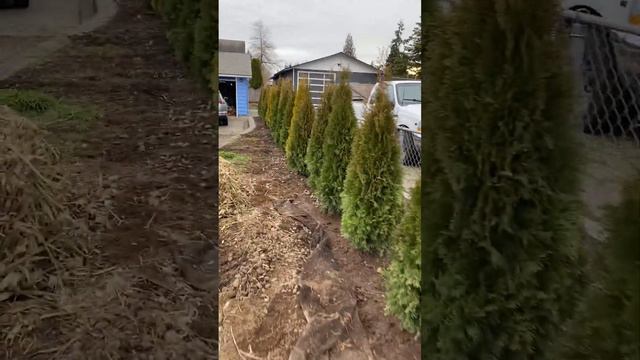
220;74;251;79
235;78;239;115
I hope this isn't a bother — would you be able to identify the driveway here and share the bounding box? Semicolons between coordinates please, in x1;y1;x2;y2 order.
0;0;116;80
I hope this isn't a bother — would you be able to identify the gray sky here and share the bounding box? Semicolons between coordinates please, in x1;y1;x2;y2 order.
219;0;420;71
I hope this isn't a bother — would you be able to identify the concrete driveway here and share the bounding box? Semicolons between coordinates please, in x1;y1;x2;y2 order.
0;0;116;80
219;116;256;148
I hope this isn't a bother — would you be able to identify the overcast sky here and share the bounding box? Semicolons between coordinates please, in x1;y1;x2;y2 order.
219;0;421;71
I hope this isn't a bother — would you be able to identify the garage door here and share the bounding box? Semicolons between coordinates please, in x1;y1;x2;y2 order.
297;71;336;106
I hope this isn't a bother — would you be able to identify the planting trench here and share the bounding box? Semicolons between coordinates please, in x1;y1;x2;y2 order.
219;120;419;360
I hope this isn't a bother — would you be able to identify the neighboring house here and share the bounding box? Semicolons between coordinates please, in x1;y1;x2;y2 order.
219;39;251;116
271;52;378;106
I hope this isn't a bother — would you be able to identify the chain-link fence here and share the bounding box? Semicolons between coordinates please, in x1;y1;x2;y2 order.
565;11;640;145
398;127;422;167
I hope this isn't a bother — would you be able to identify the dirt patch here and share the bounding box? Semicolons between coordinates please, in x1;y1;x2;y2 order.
219;120;419;359
0;1;216;358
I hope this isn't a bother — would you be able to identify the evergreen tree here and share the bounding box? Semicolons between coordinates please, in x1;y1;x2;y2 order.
306;84;336;192
169;0;199;63
285;79;314;175
385;21;409;78
557;175;640;359
277;86;296;147
343;33;356;58
421;0;584;357
273;80;293;146
340;82;402;251
191;0;215;89
266;82;281;129
318;73;357;213
405;21;422;78
258;85;267;118
384;181;421;333
250;58;263;89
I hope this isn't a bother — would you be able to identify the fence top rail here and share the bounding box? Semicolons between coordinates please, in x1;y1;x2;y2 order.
562;9;640;36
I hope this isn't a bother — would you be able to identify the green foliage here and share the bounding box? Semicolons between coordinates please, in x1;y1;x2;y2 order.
273;80;294;147
250;58;263;89
305;84;336;192
285;80;314;175
421;0;584;358
265;83;281;129
386;20;409;78
384;182;421;333
340;82;402;251
167;0;199;64
277;86;296;147
557;175;640;359
259;86;269;119
190;0;215;89
318;74;357;213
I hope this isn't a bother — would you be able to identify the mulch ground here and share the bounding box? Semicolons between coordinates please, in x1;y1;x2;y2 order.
0;1;217;359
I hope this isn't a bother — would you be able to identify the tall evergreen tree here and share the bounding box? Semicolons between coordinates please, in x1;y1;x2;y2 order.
285;80;314;175
384;181;421;333
266;82;281;129
341;82;402;251
250;58;263;89
385;21;409;78
278;86;296;147
318;73;357;213
273;80;293;147
306;84;336;192
343;33;356;58
191;0;215;89
421;0;584;357
405;21;422;78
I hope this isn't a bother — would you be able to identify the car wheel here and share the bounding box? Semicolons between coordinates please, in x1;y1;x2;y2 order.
14;0;29;8
400;129;420;167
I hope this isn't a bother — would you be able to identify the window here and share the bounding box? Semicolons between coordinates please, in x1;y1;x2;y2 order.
395;83;421;106
297;71;336;106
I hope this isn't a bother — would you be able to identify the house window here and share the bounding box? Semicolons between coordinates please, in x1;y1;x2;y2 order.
297;71;336;105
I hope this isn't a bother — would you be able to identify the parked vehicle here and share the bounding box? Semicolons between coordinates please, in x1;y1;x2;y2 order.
563;0;640;28
219;91;228;126
0;0;28;8
352;80;421;166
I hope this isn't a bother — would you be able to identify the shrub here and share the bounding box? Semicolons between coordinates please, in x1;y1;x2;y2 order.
383;181;421;333
168;0;199;64
273;80;293;147
305;84;336;192
266;82;281;129
190;0;215;90
340;82;402;251
318;74;357;213
421;1;584;357
277;86;296;147
285;79;314;175
557;175;640;359
250;58;263;89
259;85;269;119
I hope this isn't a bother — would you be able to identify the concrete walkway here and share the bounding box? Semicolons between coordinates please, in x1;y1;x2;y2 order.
219;116;256;148
0;0;117;80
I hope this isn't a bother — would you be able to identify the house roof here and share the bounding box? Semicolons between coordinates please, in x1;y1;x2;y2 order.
272;52;377;79
219;39;246;53
219;51;252;77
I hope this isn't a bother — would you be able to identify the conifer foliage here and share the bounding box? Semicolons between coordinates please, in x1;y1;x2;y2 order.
340;82;402;251
265;82;281;129
318;74;357;213
306;84;336;192
274;80;294;148
384;182;421;333
421;0;584;357
285;80;314;175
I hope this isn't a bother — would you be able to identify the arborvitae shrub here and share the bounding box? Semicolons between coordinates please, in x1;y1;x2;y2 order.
277;86;296;147
170;0;199;63
318;74;357;213
190;0;215;89
557;175;640;359
305;84;336;192
259;86;269;119
266;83;281;129
250;58;263;89
273;80;293;147
285;79;314;175
340;82;402;251
421;0;584;358
383;181;421;333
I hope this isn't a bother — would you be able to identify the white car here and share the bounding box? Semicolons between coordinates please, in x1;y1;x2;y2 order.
352;80;421;166
218;91;228;126
563;0;640;27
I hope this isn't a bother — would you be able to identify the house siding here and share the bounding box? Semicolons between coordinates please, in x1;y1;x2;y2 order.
236;77;249;116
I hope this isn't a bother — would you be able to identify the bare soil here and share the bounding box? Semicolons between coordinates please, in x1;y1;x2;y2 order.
0;1;216;359
219;120;420;359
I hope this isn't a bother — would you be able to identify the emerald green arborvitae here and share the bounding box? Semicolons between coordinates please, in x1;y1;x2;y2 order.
557;175;640;359
259;86;269;119
340;82;402;252
285;79;314;175
306;84;336;192
191;0;215;89
273;80;293;147
266;83;280;129
278;86;296;147
318;74;357;213
421;0;585;357
384;181;421;333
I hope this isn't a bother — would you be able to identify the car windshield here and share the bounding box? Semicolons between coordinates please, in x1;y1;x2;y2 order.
396;83;421;106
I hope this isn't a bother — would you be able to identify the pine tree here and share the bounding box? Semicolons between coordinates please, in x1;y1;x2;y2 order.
405;21;422;78
340;82;402;251
277;86;296;147
273;80;293;146
250;58;263;89
383;181;421;333
343;33;356;58
557;175;640;359
318;73;357;213
385;21;409;78
285;79;314;175
421;0;584;357
306;84;336;192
